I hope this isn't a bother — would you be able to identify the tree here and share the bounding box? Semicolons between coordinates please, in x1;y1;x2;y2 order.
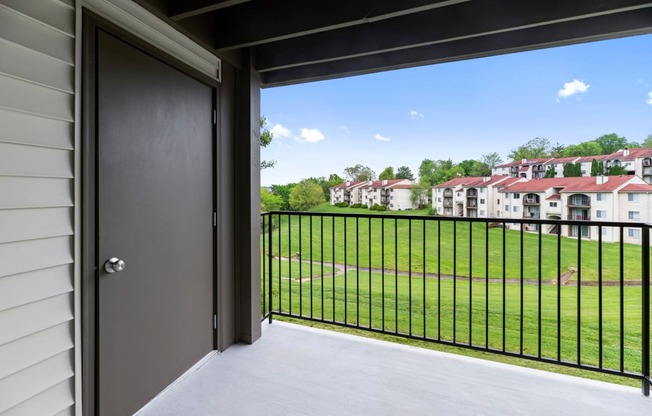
508;137;551;161
642;134;652;148
563;162;582;177
260;187;282;212
289;179;325;211
590;159;605;176
260;116;276;169
480;152;503;168
470;162;492;177
458;159;477;176
378;166;396;180
270;183;295;210
396;165;415;180
563;141;601;157
410;181;431;209
594;133;628;154
418;158;455;185
549;143;566;158
544;165;556;178
343;164;376;181
607;165;626;176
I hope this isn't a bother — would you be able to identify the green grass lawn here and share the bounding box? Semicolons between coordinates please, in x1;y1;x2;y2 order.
262;267;648;385
262;204;648;282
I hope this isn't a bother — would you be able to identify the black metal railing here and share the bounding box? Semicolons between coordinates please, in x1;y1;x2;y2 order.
261;212;651;395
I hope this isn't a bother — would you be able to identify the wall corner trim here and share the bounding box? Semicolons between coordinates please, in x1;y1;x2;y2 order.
81;0;221;82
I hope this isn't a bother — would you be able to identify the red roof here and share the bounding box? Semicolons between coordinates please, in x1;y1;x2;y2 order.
330;181;364;189
500;176;637;193
620;183;652;193
435;176;512;189
546;194;561;200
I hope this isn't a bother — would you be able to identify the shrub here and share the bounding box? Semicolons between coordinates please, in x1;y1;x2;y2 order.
335;202;349;207
427;207;438;216
351;203;366;208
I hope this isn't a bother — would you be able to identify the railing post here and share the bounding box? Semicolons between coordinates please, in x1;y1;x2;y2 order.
268;213;274;323
642;225;650;396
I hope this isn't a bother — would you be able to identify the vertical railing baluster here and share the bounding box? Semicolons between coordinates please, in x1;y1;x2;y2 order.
288;215;292;315
268;214;273;322
453;220;457;343
437;220;441;341
409;219;413;336
520;223;524;355
423;219;427;339
382;217;385;331
332;215;336;323
321;215;324;320
577;228;582;365
502;221;506;352
469;221;473;346
369;217;372;329
344;216;347;325
395;218;398;334
538;225;542;359
356;217;360;327
641;225;650;396
557;222;561;362
620;226;625;373
262;214;266;316
310;216;313;319
485;222;489;350
598;225;603;369
299;214;302;316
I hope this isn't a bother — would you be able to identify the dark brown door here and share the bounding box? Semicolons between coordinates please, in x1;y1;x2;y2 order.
96;30;214;416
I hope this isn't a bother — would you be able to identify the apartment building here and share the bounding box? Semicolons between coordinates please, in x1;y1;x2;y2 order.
435;175;652;243
492;148;652;182
330;179;416;210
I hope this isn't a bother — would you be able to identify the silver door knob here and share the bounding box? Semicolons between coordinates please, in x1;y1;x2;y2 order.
104;257;126;273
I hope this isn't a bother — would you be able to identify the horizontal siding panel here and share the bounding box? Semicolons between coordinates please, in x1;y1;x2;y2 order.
0;351;73;413
0;0;75;35
0;177;72;209
0;39;74;92
2;380;73;416
0;75;73;121
0;5;73;64
0;208;73;244
0;264;73;311
0;236;73;279
0;108;72;149
0;293;72;346
0;322;72;379
56;0;74;8
0;143;72;178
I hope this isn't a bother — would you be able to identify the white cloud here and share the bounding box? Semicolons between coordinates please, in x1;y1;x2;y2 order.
339;125;351;134
270;123;292;138
646;91;652;106
295;128;325;143
410;109;425;118
374;133;391;142
557;79;590;98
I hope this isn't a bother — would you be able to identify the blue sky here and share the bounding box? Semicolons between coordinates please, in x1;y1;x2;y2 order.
261;34;652;186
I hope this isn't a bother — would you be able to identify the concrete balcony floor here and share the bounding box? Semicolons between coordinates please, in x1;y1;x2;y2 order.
138;321;650;416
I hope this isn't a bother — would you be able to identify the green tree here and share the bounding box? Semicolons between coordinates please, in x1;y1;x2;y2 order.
563;162;582;177
396;165;415;180
563;141;602;157
594;133;628;154
549;143;566;158
410;181;431;209
590;159;605;176
470;162;491;177
419;159;455;185
260;187;282;212
270;183;295;210
642;134;652;148
260;116;276;169
480;152;503;168
343;164;376;181
378;166;396;180
607;165;626;176
458;159;477;176
544;165;556;178
289;179;325;211
508;137;551;161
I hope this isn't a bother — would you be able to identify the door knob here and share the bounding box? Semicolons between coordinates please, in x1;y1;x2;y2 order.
104;257;126;273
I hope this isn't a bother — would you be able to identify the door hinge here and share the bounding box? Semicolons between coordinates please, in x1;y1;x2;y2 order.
213;314;217;329
213;109;217;125
213;212;217;227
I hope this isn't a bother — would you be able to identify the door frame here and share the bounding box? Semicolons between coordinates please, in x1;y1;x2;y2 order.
81;11;220;415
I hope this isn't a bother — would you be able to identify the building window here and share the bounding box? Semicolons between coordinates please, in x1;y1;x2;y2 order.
513;193;520;199
505;205;510;212
628;211;640;220
479;210;485;216
596;210;607;218
628;193;639;202
628;228;640;238
513;206;519;213
480;199;485;204
457;192;461;197
480;188;485;193
549;202;557;207
497;199;500;204
438;189;441;193
437;197;441;202
596;193;604;201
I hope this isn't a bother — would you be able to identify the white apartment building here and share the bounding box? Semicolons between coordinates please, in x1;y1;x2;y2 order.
432;176;524;217
492;148;652;183
330;179;416;210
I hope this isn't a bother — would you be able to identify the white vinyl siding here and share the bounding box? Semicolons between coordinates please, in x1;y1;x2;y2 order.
0;1;76;415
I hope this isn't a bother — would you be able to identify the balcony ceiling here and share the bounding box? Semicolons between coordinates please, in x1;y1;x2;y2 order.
136;0;652;87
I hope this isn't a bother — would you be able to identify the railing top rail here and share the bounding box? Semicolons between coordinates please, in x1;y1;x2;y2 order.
262;210;652;229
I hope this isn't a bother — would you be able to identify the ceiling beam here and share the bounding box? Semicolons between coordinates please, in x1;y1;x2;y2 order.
209;0;469;50
255;0;652;72
261;9;652;87
169;0;253;21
